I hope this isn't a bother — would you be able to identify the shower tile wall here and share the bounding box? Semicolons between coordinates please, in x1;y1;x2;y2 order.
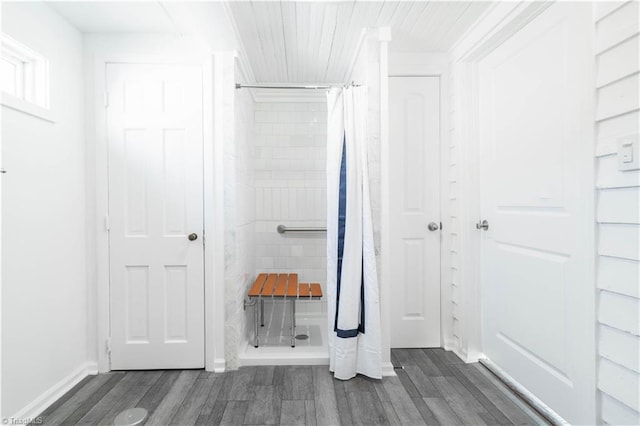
253;101;327;316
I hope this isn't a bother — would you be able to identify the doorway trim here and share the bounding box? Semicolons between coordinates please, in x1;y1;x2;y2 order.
388;53;451;350
93;53;227;373
450;0;596;421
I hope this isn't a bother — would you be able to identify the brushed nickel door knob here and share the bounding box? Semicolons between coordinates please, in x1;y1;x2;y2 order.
476;220;489;231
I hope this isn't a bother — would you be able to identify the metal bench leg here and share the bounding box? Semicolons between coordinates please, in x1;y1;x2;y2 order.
254;298;259;348
291;299;296;347
261;299;265;327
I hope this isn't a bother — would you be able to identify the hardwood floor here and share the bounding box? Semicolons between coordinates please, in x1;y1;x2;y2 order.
35;349;545;425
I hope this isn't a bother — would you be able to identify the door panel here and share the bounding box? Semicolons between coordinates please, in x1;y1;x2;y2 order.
107;63;204;369
389;76;441;348
479;3;594;423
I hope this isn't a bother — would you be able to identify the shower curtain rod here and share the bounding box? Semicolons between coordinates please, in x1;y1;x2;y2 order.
235;82;361;90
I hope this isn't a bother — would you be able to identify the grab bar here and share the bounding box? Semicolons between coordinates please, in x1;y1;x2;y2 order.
277;224;327;234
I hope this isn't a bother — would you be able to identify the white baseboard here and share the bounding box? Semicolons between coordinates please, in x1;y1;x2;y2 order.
478;357;568;425
442;337;456;353
463;348;483;363
212;358;226;373
11;362;97;421
451;345;480;364
86;362;99;375
382;361;396;377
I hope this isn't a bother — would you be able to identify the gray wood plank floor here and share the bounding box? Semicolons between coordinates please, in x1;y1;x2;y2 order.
35;349;545;425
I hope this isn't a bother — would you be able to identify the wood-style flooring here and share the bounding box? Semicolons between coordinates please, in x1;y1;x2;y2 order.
35;349;545;425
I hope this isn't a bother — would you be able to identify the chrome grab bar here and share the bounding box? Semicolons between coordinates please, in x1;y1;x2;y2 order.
277;224;327;234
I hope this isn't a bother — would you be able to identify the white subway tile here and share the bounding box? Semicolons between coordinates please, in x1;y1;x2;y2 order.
291;245;303;257
290;135;311;146
281;189;289;220
255;111;268;123
266;111;278;122
305;171;324;181
286;123;298;135
272;189;281;221
288;189;298;219
291;111;303;122
255;171;272;180
263;190;272;220
278;159;291;171
257;257;274;269
273;171;304;180
279;245;292;256
305;179;325;188
274;257;288;268
295;123;310;134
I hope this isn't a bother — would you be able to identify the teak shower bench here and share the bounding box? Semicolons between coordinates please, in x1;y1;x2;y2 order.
248;273;322;348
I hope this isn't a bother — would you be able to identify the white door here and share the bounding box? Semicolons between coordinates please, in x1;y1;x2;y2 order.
107;63;205;370
478;3;595;423
389;77;441;348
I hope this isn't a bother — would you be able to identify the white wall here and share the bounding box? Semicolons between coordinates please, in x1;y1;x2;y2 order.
593;2;640;424
1;2;89;418
252;99;328;318
225;60;256;369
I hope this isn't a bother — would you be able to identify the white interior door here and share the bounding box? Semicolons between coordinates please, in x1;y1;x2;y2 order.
107;63;205;370
389;76;441;348
478;3;595;423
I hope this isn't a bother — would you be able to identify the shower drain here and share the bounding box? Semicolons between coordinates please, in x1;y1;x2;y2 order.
295;334;309;340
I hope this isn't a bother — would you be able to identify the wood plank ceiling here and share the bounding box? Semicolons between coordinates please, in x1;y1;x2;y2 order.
227;1;492;84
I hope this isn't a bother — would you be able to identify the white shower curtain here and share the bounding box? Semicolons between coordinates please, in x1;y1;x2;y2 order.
326;87;382;380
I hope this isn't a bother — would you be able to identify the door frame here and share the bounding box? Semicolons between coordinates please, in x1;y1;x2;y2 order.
388;54;451;350
93;53;229;373
450;1;596;422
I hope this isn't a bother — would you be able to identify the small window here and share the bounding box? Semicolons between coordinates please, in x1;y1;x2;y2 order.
1;32;52;121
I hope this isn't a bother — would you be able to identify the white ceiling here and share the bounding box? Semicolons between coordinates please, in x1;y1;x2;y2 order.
227;1;492;84
48;2;178;33
48;1;239;51
47;1;492;84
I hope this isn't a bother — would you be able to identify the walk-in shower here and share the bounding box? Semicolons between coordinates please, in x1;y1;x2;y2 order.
237;93;329;366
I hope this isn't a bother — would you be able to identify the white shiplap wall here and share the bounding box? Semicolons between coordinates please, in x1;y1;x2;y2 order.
594;1;640;424
448;64;461;352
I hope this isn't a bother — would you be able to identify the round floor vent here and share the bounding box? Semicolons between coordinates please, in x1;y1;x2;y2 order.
114;407;148;426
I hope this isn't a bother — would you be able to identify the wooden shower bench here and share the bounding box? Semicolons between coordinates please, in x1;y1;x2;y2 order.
248;273;322;348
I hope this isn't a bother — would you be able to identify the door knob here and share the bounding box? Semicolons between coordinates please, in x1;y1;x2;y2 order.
476;220;489;231
188;233;198;241
428;222;440;231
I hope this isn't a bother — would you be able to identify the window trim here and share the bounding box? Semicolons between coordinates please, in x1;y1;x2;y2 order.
1;33;55;123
